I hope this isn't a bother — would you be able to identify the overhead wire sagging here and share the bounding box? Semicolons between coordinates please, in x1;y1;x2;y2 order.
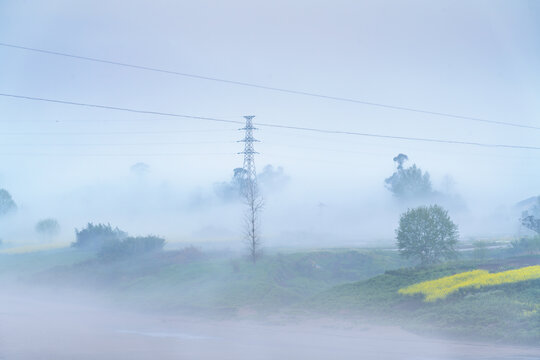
1;92;539;151
1;42;539;131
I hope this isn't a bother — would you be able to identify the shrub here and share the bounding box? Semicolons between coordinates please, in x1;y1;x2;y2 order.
98;235;165;261
72;223;127;250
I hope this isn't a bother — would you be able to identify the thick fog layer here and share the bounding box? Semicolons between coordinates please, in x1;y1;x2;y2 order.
1;1;539;248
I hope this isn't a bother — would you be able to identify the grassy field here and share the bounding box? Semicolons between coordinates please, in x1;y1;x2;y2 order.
2;244;539;344
0;248;91;278
18;247;409;313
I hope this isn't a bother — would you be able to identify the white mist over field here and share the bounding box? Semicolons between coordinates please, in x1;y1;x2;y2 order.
0;157;531;248
0;0;538;249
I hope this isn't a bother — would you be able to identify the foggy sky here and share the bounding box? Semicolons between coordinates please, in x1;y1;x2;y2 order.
0;0;539;244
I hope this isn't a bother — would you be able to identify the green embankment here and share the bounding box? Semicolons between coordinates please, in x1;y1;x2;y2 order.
309;256;540;343
2;247;539;343
21;248;409;312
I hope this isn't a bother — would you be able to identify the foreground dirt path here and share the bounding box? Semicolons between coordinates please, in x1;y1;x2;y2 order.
1;291;539;360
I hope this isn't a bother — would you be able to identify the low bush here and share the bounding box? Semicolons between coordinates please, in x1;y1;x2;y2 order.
72;223;127;250
98;235;165;261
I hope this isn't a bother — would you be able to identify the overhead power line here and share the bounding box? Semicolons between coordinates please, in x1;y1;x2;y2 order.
0;152;233;157
0;129;235;135
1;92;539;151
254;122;540;150
0;118;240;124
1;42;538;131
0;141;236;146
0;93;242;125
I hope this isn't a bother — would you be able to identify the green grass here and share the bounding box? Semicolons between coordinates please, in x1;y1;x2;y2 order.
3;246;539;344
308;256;540;343
0;248;92;278
23;248;409;314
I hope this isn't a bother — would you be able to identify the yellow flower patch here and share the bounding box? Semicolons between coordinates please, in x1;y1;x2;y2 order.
398;265;540;302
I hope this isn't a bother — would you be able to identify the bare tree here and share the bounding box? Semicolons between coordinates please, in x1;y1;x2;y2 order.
243;180;264;263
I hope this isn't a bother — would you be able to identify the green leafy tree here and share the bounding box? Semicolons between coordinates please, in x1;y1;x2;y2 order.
396;205;459;265
385;154;433;200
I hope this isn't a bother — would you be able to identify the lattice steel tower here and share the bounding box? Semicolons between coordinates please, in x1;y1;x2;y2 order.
238;115;259;190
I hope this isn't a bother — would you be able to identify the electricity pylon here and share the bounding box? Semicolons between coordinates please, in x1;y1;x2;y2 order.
238;115;263;262
238;115;259;193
